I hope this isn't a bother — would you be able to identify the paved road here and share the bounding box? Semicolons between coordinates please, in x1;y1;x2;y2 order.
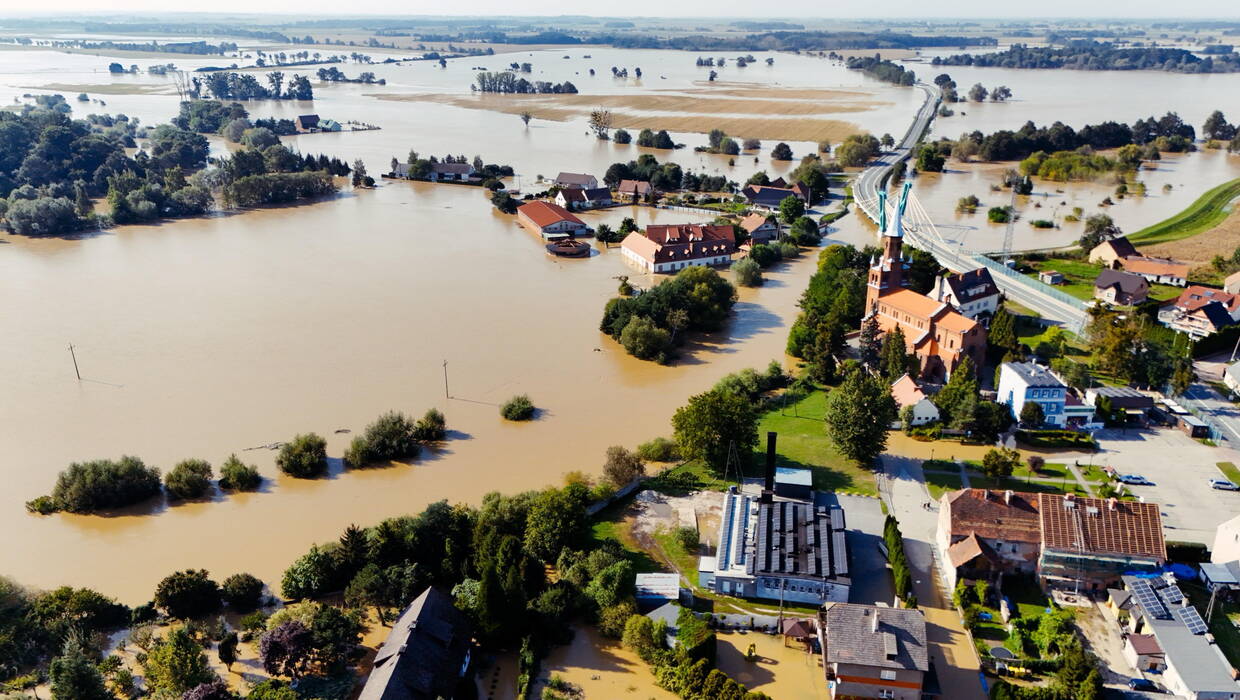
879;454;987;700
850;82;1088;332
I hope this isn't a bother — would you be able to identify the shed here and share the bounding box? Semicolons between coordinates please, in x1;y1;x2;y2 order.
1038;270;1064;285
774;466;813;501
1179;414;1209;438
635;573;681;603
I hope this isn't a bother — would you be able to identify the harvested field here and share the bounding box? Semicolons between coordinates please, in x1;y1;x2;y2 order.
369;89;872;142
1145;207;1240;265
33;82;175;96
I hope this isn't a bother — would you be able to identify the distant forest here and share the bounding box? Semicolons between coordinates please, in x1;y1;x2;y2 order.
932;41;1240;73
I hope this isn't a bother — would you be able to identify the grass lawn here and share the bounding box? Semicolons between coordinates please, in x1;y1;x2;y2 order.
755;389;878;496
1077;464;1111;484
1014;321;1089;358
963;462;1088;496
1183;581;1240;669
1024;257;1183;303
1004;574;1053;620
590;501;662;574
1012;462;1071;480
1217;461;1240;484
1128;177;1240;246
926;472;964;500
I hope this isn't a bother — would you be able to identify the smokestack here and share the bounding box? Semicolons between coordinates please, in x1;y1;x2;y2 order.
762;432;777;502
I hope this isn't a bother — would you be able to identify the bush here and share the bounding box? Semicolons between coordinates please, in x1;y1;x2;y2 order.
636;437;681;462
749;243;781;268
164;459;213;500
501;394;536;421
221;573;264;610
613;129;631;144
674;526;699;552
732;257;763;287
345;411;420;467
218;454;261;491
36;456;162;514
1015;429;1095;449
988;206;1012;223
154;569;221;619
1030;219;1054;229
620;316;672;361
277;433;328;478
413;408;447;442
603;446;645;487
777;240;801;258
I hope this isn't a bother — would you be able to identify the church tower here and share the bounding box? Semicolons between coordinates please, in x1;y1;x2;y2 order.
865;188;906;316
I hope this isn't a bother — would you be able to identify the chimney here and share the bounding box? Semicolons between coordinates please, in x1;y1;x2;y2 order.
761;432;777;502
871;610;880;633
1108;497;1117;511
1004;490;1013;505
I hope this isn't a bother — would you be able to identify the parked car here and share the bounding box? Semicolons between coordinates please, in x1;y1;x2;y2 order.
1209;478;1239;491
1128;677;1159;692
1119;474;1154;485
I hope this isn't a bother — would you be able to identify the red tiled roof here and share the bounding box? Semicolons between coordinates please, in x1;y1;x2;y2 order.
518;201;585;228
621;224;735;264
617;179;652;195
1171;285;1240;313
1127;633;1163;656
740;212;775;233
947;533;1000;568
890;374;927;408
1038;494;1166;560
1120;256;1190;279
944;489;1042;543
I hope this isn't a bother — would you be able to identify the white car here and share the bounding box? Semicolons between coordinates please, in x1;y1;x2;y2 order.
1209;478;1240;491
1119;474;1154;486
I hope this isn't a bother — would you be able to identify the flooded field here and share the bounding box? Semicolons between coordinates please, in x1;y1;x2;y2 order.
537;625;674;700
716;629;829;700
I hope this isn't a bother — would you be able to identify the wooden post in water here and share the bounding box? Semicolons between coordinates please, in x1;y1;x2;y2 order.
442;360;449;399
68;344;80;381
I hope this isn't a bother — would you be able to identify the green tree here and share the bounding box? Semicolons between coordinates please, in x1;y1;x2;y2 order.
981;448;1020;479
221;573;264;610
916;145;945;172
602;446;645;487
622;614;661;662
778;195;805;224
49;634;111;700
500;394;536;421
620;316;672;361
165;458;213;500
823;368;897;464
218;631;238;670
246;680;299;700
154;570;221;619
672;388;759;474
1019;401;1045;428
859;316;882;369
276;433;328;478
523;484;589;562
933;356;979;429
144;627;216;695
1170;357;1195;396
732;257;763;287
771;142;793;160
218;454;261;491
879;326;917;381
880;133;895;148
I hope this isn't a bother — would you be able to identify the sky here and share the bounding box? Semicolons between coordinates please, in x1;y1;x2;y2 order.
4;1;1239;18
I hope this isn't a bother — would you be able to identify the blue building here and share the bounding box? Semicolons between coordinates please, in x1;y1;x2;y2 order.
997;362;1067;428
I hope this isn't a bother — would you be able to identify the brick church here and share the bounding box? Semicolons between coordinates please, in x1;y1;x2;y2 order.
865;210;986;382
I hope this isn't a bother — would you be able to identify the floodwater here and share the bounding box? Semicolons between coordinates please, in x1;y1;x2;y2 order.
537;625;674;699
3;38;1240;603
716;629;829;700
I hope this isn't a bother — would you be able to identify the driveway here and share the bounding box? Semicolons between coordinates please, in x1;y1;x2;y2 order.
835;493;895;606
1092;428;1240;545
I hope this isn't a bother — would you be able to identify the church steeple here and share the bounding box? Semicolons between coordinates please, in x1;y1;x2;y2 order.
866;188;906;315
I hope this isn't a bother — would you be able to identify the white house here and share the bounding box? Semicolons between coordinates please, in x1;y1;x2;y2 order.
1213;514;1240;566
427;162;475;182
930;268;1002;323
1223;362;1240;396
890;374;939;427
620;224;735;274
997;362;1067;428
739;212;780;245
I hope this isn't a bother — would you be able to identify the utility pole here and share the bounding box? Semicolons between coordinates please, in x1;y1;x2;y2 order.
68;344;80;381
442;360;449;399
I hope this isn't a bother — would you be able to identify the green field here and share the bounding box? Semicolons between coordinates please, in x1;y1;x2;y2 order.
1184;581;1240;669
1217;461;1240;484
754;389;879;496
1129;177;1240;246
925;472;963;500
1025;257;1183;303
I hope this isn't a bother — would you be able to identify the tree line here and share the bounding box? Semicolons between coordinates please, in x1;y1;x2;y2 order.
936;112;1202;164
601;266;738;363
845;55;915;86
191;72;314;101
316;66;385;85
473;71;578;94
932;40;1240;73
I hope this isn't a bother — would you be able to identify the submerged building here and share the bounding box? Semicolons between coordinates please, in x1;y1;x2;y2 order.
700;433;851;606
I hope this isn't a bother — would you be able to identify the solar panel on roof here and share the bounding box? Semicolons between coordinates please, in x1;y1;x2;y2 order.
1157;584;1184;605
1176;605;1208;635
1130;579;1170;620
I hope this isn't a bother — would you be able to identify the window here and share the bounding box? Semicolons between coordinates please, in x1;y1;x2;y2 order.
880;670;897;681
879;690;895;699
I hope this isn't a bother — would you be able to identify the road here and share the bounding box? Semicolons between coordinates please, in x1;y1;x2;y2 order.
850;82;1089;333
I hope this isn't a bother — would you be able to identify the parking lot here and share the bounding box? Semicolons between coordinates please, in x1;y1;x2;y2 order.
1090;428;1240;546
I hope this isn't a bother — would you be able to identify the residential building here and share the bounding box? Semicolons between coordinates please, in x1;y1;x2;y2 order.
930;268;1002;323
1158;286;1240;339
556;187;611;210
295;114;320;133
1088;237;1139;266
1062;393;1100;429
739;212;780;245
1123;633;1167;673
1094;268;1150;306
620;223;735;274
1212;514;1240;566
319;119;342;132
1199;559;1240;595
937;489;1042;590
938;489;1166;591
1224;270;1240;295
742;184;806;209
997;362;1068;428
890;374;940;427
1120;574;1240;699
817;603;929;700
1120;256;1191;287
616;179;653;201
428;162;475;182
1038;270;1065;285
359;587;472;700
553;172;598;189
1224;362;1240;395
864;226;987;381
516;201;591;240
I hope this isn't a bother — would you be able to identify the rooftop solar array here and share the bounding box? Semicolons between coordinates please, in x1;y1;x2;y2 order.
1131;579;1171;620
745;500;848;582
1176;605;1209;635
1157;583;1185;605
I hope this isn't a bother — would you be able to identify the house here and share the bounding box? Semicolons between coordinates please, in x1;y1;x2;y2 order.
359;587;472;700
1061;393;1100;429
1094;268;1150;306
890;374;940;427
739;212;780;245
768;176;788;188
1120;256;1191;287
997;362;1068;428
555;187;611;210
516;201;591;240
1224;362;1240;395
1120;574;1240;699
1123;633;1167;673
1213;514;1240;566
1199;559;1240;595
1158;286;1240;338
319;119;342;132
1088;237;1139;266
553;172;598;189
742;184;804;210
930;268;1002;323
1224;270;1240;294
428;162;475;182
1038;270;1065;285
616;179;653;201
937;489;1042;590
620;224;735;274
295;114;320;133
817;603;928;700
865;222;987;381
938;489;1167;591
